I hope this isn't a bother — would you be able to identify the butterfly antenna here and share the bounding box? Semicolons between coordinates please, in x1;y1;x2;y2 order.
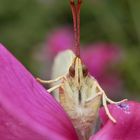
70;0;82;58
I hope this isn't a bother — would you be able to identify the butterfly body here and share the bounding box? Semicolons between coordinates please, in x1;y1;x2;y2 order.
37;50;127;140
59;75;101;139
52;51;102;139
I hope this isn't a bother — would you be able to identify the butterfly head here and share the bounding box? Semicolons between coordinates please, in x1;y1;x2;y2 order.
69;57;88;85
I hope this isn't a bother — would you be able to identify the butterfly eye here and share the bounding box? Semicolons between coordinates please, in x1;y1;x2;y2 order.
82;65;88;77
69;65;75;77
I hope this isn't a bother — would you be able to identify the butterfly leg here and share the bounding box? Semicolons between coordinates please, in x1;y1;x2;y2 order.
86;92;102;103
95;81;127;122
47;84;62;93
101;91;127;123
36;75;65;84
37;76;65;93
106;97;127;104
102;92;117;123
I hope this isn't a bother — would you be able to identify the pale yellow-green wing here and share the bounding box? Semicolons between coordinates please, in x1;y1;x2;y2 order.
51;50;75;79
51;50;75;100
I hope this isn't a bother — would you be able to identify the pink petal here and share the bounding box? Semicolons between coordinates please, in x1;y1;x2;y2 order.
90;101;140;140
0;44;78;140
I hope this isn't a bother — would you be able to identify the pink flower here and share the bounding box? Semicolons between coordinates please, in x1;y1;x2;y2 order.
0;43;140;140
82;43;121;78
90;101;140;140
82;43;122;97
0;44;78;140
46;27;74;57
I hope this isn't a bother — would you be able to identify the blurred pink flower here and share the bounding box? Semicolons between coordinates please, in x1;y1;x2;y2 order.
46;27;74;57
0;44;78;140
90;101;140;140
82;43;121;78
82;43;122;97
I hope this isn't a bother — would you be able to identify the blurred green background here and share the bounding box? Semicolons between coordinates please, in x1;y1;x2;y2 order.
0;0;140;100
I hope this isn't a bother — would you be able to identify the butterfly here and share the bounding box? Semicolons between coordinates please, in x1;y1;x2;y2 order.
37;0;127;139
